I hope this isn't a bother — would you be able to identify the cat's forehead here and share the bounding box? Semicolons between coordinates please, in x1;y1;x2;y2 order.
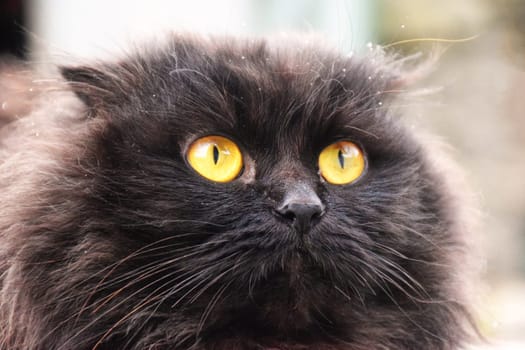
152;38;396;154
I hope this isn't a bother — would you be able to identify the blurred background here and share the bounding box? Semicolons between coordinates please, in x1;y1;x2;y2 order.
1;0;524;348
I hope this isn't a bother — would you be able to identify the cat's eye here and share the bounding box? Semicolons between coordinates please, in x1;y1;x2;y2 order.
318;141;365;185
186;136;243;182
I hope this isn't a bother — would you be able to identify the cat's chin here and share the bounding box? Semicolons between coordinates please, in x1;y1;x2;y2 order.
200;257;348;346
202;310;346;350
200;338;348;350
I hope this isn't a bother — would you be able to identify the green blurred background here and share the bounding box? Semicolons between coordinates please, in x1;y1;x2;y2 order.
1;0;524;348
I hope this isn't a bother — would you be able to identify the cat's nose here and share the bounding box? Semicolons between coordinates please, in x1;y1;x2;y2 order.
277;202;324;234
276;184;325;235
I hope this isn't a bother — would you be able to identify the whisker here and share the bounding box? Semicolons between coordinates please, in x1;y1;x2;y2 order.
73;246;210;315
372;241;450;268
128;252;243;345
91;253;209;314
374;283;449;343
51;247;215;347
69;232;210;291
196;279;233;335
90;293;163;350
90;252;241;350
59;264;208;350
371;253;430;299
78;242;196;307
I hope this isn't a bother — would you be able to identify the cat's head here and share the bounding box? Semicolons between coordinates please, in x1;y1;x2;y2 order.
3;35;474;349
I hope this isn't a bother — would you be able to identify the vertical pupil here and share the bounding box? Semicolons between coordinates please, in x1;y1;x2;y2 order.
337;149;345;169
213;145;219;164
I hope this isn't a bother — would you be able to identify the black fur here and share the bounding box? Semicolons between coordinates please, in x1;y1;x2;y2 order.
0;35;475;349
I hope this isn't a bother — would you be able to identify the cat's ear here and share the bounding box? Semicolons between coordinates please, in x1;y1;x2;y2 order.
383;50;440;91
386;62;433;91
60;66;116;109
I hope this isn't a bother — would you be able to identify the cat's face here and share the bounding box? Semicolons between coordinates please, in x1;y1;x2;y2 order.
2;36;472;349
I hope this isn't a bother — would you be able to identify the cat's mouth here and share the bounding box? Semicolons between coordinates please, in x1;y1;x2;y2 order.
186;224;355;343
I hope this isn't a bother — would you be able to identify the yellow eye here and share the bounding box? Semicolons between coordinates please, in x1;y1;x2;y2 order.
186;136;243;182
318;141;365;185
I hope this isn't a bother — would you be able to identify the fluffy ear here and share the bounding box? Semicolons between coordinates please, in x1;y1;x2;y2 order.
383;50;440;92
60;66;115;108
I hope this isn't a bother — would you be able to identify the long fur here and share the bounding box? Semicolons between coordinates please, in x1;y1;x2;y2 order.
0;34;476;349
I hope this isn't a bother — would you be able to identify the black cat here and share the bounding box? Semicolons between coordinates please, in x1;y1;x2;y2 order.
0;35;476;349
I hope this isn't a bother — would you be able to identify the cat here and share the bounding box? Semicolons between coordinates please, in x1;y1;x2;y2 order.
0;34;477;350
